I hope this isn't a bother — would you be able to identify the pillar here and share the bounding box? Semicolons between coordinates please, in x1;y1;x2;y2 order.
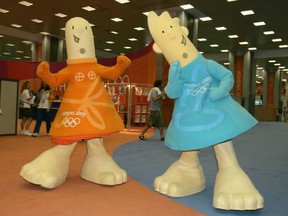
41;35;65;62
233;51;254;112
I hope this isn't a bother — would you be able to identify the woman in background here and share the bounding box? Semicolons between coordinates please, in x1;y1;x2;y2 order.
19;81;35;136
32;81;51;137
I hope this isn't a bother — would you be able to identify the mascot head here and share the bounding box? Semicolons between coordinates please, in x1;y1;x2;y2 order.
147;11;198;67
65;17;96;60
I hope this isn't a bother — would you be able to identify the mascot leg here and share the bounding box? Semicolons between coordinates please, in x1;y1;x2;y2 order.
81;138;127;185
20;142;77;189
213;140;264;210
154;151;205;197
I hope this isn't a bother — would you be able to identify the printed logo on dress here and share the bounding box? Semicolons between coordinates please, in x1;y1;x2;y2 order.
62;117;81;127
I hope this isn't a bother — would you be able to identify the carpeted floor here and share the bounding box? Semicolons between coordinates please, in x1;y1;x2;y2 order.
114;122;288;216
0;121;205;216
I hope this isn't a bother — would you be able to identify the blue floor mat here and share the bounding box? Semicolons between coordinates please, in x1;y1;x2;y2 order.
114;122;288;216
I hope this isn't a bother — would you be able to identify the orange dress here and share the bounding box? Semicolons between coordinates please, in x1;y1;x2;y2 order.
37;57;131;144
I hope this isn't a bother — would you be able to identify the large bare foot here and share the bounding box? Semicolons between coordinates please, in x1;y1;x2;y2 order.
20;143;76;189
213;141;264;210
81;138;127;185
154;156;205;197
213;166;264;210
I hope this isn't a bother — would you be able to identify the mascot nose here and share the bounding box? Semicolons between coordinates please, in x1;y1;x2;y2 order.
76;27;86;34
167;28;176;39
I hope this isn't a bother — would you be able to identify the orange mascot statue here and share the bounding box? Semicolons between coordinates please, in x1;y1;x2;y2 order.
20;17;131;189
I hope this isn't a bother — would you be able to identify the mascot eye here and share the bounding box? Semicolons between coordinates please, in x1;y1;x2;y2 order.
72;26;74;30
170;26;173;28
162;30;165;33
85;26;87;30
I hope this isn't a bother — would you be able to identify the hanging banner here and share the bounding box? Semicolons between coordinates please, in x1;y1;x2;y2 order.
234;56;244;96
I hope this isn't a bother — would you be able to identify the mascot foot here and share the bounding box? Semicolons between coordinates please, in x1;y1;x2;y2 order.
81;138;127;186
81;153;127;185
213;166;264;210
20;143;76;189
154;159;205;197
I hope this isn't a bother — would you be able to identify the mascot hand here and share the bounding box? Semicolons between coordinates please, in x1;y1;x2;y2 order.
164;61;182;99
168;61;181;81
37;61;51;77
116;55;131;68
209;87;229;101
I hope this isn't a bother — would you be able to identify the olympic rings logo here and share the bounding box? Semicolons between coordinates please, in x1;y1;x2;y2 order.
62;117;81;127
187;86;207;96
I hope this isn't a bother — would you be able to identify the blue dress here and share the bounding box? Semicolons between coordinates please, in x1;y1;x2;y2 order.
164;54;258;151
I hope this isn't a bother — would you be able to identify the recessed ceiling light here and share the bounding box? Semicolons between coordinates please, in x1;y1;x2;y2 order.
111;17;123;22
115;0;130;4
241;10;254;16
142;12;149;16
104;48;112;51
279;44;288;48
128;38;138;41
82;6;96;11
224;62;230;65
253;21;265;26
55;13;67;18
40;32;50;35
239;41;248;45
124;46;132;49
228;35;238;38
268;60;276;63
210;44;219;47
24;56;30;59
105;41;115;44
0;34;4;38
180;4;194;10
6;43;15;47
248;47;257;50
221;49;229;52
31;19;43;23
11;24;22;28
16;50;24;53
134;27;145;31
263;31;274;35
18;1;33;7
110;31;118;34
227;0;238;2
3;52;11;55
198;38;207;41
272;38;282;42
215;26;226;31
0;8;9;13
22;40;32;44
200;17;212;21
274;63;281;66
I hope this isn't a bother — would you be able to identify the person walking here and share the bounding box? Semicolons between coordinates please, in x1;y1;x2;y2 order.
32;82;51;137
139;80;165;141
19;81;35;136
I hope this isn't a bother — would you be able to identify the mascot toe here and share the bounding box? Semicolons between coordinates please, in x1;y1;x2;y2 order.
147;11;263;211
20;17;131;189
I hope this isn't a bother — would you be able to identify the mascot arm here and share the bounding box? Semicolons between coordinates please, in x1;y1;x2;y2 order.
164;61;182;99
208;61;234;101
37;61;70;88
98;55;131;80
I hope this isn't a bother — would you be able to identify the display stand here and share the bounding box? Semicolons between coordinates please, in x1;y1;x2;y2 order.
105;76;152;131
